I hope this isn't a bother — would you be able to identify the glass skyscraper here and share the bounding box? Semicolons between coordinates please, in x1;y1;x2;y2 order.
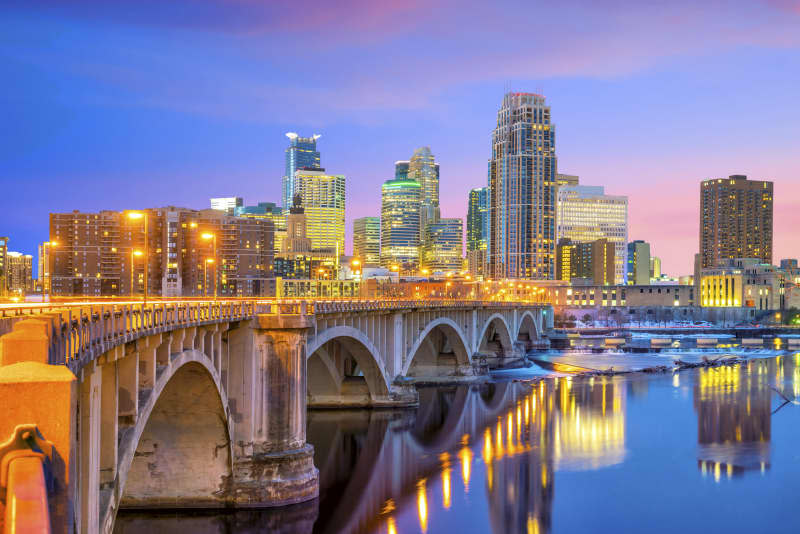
380;178;421;270
467;187;490;251
488;92;557;280
467;186;489;277
394;160;410;180
283;132;321;212
407;146;440;233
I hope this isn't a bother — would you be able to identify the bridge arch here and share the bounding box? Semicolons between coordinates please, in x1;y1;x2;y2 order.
306;326;391;406
516;310;541;348
403;317;472;377
113;350;233;522
408;385;472;452
477;313;514;357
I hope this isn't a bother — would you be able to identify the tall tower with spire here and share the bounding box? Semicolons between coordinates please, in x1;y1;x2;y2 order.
283;133;321;213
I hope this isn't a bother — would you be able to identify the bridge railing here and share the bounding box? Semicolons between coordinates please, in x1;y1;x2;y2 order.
0;298;547;370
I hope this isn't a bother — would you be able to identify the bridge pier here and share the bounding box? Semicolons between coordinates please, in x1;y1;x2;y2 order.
226;314;319;507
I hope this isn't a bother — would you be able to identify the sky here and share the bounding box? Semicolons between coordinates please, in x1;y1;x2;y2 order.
2;0;799;276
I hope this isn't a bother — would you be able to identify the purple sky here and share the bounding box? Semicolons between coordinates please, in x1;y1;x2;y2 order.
2;0;799;276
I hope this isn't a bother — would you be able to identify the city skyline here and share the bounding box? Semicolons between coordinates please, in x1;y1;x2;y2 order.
3;1;800;276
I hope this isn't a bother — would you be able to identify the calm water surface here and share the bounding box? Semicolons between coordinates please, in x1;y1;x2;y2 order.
116;351;800;533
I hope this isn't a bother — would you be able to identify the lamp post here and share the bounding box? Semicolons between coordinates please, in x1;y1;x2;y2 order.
201;233;217;300
204;258;215;297
131;249;143;298
127;212;149;304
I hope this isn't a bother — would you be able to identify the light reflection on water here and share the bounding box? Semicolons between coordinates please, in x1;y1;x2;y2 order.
115;353;800;534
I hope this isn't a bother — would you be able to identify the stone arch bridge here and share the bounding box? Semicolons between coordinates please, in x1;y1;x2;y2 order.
0;298;552;534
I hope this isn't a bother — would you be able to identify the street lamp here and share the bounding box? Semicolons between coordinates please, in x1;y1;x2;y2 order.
127;212;149;304
204;258;215;297
201;233;217;300
131;249;143;298
351;259;362;280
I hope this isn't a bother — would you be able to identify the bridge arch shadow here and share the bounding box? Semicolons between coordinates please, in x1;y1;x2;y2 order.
403;318;471;379
477;314;514;358
516;311;541;350
117;353;233;514
307;327;391;407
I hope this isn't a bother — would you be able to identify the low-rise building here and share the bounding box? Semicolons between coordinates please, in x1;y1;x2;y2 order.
700;258;786;310
50;207;274;297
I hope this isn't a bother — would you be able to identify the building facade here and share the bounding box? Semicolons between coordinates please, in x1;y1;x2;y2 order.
556;238;615;285
700;175;773;269
700;258;786;310
6;251;33;295
488;92;557;280
353;216;381;266
235;202;286;255
293;169;346;254
556;185;628;284
627;240;651;286
49;208;274;297
380;178;421;270
421;218;463;273
210;197;243;215
650;256;662;281
283;132;321;212
38;241;53;294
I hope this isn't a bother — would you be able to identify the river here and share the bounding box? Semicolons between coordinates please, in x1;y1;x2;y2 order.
115;349;800;533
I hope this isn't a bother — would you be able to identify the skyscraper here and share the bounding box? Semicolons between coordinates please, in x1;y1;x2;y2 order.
488;92;557;279
467;187;490;251
699;175;773;269
283;132;321;212
467;187;490;276
556;185;628;284
380;178;421;270
407;147;441;233
626;240;651;285
353;216;381;267
293;169;346;254
421;218;463;273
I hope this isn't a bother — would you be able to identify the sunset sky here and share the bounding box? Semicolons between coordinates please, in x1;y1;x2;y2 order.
3;0;799;275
